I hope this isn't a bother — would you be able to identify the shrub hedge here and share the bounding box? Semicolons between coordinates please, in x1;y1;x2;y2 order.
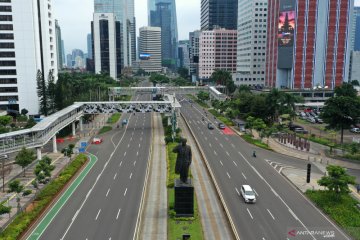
0;154;87;240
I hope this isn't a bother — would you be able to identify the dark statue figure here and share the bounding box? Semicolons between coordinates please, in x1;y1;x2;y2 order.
173;138;192;183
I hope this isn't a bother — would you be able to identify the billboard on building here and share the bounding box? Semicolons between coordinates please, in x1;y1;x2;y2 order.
277;0;296;69
140;53;151;60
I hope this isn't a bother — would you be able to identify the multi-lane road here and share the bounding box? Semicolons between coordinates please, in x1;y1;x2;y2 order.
179;96;351;240
29;93;152;240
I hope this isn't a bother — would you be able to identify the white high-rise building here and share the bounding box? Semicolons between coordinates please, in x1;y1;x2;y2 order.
0;0;58;115
139;26;162;72
93;13;119;79
234;0;267;87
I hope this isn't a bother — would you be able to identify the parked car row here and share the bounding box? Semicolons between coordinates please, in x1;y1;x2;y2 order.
298;111;323;124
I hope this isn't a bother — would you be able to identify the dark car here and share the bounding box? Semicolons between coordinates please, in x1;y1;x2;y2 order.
218;123;226;129
208;123;214;130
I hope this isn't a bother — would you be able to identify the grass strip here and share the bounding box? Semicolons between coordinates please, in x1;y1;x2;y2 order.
306;190;360;240
186;94;209;109
98;126;112;135
107;113;121;124
241;134;272;151
0;154;88;240
208;109;234;126
166;141;204;239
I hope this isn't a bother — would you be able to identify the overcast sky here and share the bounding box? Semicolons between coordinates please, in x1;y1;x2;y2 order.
54;0;360;55
53;0;200;55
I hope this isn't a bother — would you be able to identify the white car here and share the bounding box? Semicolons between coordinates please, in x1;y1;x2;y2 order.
350;128;360;133
240;185;256;203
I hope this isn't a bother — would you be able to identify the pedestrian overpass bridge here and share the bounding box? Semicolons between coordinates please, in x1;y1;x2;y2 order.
0;86;227;158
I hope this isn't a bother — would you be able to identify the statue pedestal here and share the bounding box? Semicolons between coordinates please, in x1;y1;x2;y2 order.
174;179;194;217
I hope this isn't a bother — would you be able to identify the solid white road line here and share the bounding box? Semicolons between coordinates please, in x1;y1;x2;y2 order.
119;161;123;167
267;209;275;220
242;172;247;180
247;208;253;220
95;209;101;220
106;188;110;197
253;188;259;196
220;161;223;166
124;152;127;157
130;173;133;179
233;161;238;167
114;173;117;180
134;161;136;166
226;172;231;179
116;208;121;220
124;188;128;196
235;188;240;196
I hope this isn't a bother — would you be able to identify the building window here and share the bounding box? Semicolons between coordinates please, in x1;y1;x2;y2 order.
0;24;13;30
0;95;18;101
0;6;11;12
0;33;13;39
0;42;14;48
0;60;15;66
0;15;12;21
0;69;16;75
0;87;17;93
0;78;16;84
0;51;15;57
0;0;12;2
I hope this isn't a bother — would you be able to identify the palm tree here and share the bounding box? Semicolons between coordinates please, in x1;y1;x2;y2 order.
266;89;284;123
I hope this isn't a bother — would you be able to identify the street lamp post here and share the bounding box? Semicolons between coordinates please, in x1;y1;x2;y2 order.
1;154;8;193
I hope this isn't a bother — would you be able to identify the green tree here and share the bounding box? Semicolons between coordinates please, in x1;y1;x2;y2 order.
281;93;303;120
253;118;267;138
20;108;28;116
350;80;359;86
36;69;48;116
47;70;57;114
61;144;75;161
334;83;358;98
321;96;360;143
0;116;12;126
15;147;36;177
238;85;251;93
8;179;24;194
177;67;189;79
245;116;255;135
0;203;11;216
34;156;55;184
263;126;277;145
211;69;236;95
197;91;210;102
149;73;170;86
318;165;356;195
25;117;36;129
266;88;285;123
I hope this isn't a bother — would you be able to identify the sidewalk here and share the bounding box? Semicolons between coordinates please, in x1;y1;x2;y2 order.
140;113;167;240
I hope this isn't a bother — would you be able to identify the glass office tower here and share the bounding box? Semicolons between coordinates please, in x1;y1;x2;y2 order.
148;0;178;69
94;0;136;69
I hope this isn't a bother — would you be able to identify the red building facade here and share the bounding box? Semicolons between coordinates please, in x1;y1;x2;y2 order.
266;0;353;89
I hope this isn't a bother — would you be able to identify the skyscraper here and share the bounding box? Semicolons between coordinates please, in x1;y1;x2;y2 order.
189;30;201;81
139;27;162;72
87;33;93;59
200;0;238;31
352;7;360;51
199;28;237;80
0;0;57;114
266;0;353;89
55;20;63;70
148;0;178;69
234;0;268;87
94;0;136;69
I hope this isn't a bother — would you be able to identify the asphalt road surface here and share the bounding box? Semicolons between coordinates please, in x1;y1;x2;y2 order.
179;96;351;240
35;93;152;240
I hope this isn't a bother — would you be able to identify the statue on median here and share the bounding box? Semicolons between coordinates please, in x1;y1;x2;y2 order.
173;138;192;184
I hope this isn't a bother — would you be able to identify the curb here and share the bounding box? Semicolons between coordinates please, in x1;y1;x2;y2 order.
180;112;240;240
